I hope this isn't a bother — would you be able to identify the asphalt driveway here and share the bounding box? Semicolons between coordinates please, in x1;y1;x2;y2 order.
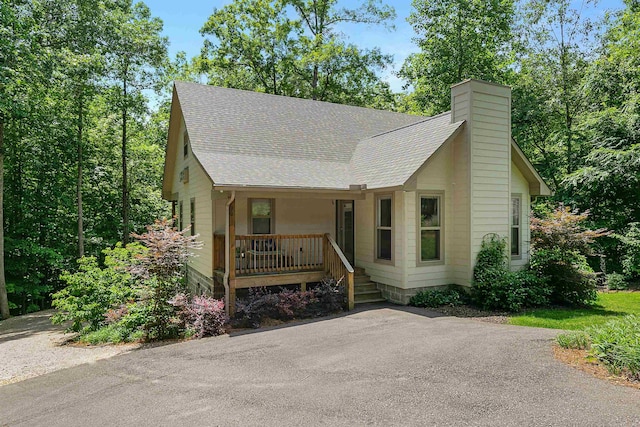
1;305;639;426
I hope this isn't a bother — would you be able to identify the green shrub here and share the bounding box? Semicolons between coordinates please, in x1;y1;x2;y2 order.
471;235;551;312
530;206;607;306
82;324;145;345
587;315;640;380
556;330;591;350
51;244;142;334
607;272;628;290
409;288;466;308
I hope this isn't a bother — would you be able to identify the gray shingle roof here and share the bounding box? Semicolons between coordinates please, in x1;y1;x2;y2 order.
174;81;464;190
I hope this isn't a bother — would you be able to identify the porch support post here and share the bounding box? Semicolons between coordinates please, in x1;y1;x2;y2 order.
229;198;236;316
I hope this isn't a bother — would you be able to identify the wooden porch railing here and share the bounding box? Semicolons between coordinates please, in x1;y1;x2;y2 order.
323;233;355;310
234;234;324;276
213;232;355;310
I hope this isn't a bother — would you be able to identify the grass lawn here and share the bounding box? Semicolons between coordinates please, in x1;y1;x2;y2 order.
509;292;640;330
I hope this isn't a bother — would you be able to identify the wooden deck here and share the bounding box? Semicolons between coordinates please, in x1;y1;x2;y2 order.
214;231;354;312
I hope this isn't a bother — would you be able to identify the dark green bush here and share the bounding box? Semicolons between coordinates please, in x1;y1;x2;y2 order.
530;248;597;306
588;315;640;381
409;287;466;308
471;235;551;312
606;272;628;290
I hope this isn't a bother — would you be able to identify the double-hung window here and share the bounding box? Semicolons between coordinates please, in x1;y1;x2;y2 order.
183;131;189;158
419;194;442;262
250;199;273;234
511;195;521;257
376;195;393;261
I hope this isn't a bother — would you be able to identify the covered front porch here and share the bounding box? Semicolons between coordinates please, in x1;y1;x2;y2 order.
212;193;357;314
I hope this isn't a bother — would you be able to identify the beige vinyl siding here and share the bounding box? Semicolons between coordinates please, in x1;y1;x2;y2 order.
511;162;531;270
452;81;511;278
172;118;214;278
355;191;405;288
232;194;334;236
404;142;452;289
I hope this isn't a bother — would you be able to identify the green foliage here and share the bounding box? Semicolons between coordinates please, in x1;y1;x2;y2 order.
530;206;607;306
471;234;551;311
399;0;514;114
606;273;628;291
199;0;396;107
556;330;591;350
5;238;64;315
587;315;640;380
53;220;205;342
51;243;142;334
409;288;466;308
615;223;640;281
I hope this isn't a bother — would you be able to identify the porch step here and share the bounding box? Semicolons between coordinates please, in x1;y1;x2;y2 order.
352;267;385;304
354;274;372;284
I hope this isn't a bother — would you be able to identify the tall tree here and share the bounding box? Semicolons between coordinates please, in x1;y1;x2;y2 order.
512;0;597;184
58;0;107;257
106;1;167;244
199;0;396;106
399;0;515;115
0;0;42;319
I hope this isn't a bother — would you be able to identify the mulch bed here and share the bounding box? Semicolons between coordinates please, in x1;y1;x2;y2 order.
553;346;640;390
428;305;511;324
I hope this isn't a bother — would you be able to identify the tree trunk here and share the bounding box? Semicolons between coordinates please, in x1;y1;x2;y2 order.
0;115;10;319
77;94;84;257
122;78;129;244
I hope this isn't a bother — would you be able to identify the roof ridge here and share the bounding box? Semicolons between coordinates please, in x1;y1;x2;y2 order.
173;80;423;120
364;110;452;140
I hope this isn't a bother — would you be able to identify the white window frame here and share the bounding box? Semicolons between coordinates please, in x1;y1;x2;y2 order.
417;192;444;265
511;194;522;259
375;194;394;264
249;198;275;234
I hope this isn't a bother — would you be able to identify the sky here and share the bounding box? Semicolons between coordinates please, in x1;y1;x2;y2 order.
143;0;624;93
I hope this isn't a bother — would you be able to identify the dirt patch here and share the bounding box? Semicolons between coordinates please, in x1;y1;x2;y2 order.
553;346;640;390
0;310;140;386
429;305;511;324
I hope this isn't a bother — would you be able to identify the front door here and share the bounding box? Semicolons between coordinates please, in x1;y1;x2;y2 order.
336;200;355;265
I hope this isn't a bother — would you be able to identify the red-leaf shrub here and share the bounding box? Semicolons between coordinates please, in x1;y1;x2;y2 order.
170;293;228;338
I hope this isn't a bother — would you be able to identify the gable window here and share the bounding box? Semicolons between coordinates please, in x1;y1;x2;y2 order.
179;201;184;230
376;195;393;262
511;195;521;257
190;198;196;236
250;199;273;234
419;194;442;262
183;131;189;158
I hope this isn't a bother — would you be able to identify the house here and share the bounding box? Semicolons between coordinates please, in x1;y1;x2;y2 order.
162;79;550;313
